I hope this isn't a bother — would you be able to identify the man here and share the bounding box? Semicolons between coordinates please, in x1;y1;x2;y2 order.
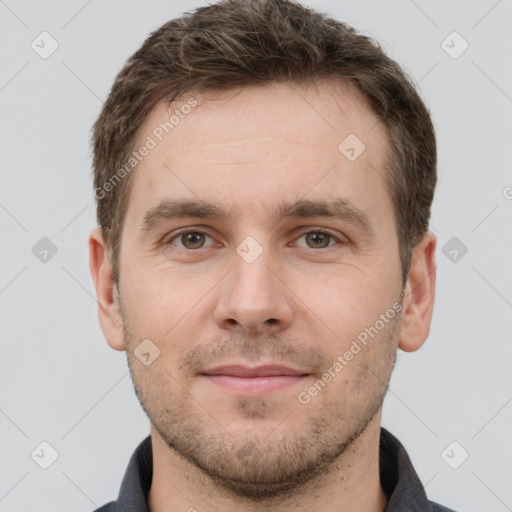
89;0;455;510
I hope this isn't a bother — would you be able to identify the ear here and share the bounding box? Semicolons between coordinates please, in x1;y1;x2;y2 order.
398;231;437;352
89;227;126;351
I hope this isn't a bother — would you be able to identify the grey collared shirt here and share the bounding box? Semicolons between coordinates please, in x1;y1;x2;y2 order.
93;427;457;511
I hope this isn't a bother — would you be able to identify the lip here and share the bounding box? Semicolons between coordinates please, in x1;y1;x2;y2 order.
200;364;310;396
202;364;307;377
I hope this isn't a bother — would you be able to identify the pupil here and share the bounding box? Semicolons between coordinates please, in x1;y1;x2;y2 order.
184;233;203;248
308;232;329;248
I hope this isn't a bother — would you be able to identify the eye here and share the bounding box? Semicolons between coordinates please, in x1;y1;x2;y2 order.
294;229;343;249
163;227;345;252
166;230;216;250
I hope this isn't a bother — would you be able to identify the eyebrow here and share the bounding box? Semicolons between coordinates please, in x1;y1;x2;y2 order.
139;198;375;235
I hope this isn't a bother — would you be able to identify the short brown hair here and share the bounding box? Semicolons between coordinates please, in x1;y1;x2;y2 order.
91;0;436;286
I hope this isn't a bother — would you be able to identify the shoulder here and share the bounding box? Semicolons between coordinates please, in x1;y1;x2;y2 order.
430;501;458;512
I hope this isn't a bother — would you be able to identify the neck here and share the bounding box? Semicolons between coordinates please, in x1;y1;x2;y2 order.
147;413;388;512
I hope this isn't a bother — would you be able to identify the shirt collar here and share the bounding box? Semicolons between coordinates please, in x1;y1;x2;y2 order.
112;427;435;511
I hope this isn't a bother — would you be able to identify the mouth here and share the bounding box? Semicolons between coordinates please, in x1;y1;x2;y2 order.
200;364;310;396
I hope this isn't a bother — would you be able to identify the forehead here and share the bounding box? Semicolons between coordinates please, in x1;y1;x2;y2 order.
123;80;392;233
137;79;385;157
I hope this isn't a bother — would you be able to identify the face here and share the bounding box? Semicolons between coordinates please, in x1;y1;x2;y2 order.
113;81;405;497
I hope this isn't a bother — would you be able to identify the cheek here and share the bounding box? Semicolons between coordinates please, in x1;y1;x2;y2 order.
121;266;214;365
294;264;397;345
120;282;174;349
123;260;192;322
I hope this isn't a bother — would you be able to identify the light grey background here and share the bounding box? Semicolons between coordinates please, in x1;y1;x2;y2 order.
1;0;511;511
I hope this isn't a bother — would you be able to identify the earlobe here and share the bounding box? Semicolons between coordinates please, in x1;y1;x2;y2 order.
398;231;437;353
88;227;126;351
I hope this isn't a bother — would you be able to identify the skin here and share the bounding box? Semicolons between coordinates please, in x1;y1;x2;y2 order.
89;80;436;512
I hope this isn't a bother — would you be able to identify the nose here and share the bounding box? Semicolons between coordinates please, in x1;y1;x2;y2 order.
213;245;294;335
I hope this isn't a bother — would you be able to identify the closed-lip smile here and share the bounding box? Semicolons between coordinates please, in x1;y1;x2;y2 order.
200;364;310;395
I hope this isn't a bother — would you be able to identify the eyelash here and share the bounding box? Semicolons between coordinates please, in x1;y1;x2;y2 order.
163;227;346;251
